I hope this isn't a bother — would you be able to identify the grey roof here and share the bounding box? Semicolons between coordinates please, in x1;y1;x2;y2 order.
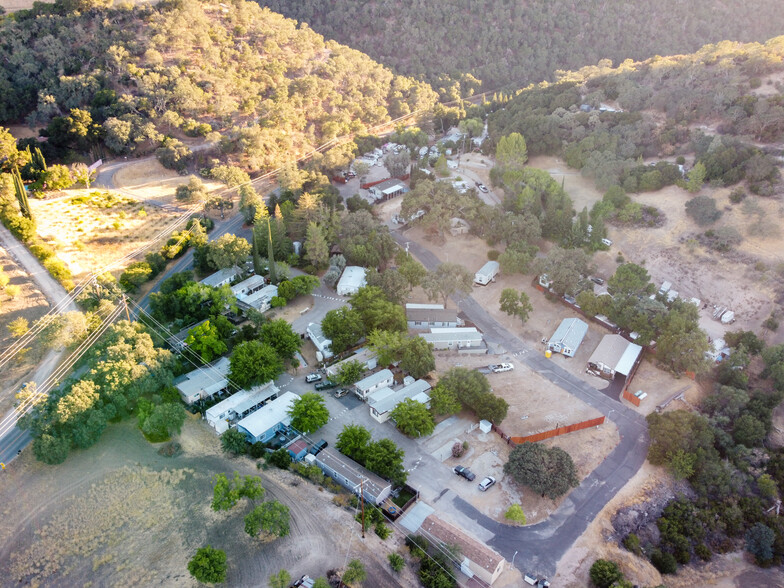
372;179;407;194
548;318;588;350
475;260;499;277
399;501;434;533
368;380;431;415
200;267;241;287
175;356;231;399
355;369;394;392
588;334;642;376
406;307;458;324
315;448;391;500
336;266;367;293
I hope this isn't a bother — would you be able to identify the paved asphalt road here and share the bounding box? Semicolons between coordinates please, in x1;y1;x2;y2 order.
0;222;80;467
392;229;649;577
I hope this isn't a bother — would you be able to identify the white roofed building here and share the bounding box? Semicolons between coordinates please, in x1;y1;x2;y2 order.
200;267;242;288
336;266;367;296
231;275;266;298
235;391;300;443
586;334;643;381
205;381;280;434
325;347;377;378
354;369;394;400
307;322;333;360
422;327;485;352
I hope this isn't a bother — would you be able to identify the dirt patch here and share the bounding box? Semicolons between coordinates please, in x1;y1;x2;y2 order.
28;190;184;281
0;247;52;412
0;417;416;587
431;353;619;525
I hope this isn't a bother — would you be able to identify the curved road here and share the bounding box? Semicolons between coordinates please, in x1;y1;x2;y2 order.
392;229;649;577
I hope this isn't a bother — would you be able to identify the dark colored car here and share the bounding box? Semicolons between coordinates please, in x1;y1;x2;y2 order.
590;276;605;285
453;465;476;481
309;439;328;455
314;380;337;391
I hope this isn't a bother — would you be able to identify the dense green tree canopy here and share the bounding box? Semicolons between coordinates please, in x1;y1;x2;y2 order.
229;341;284;389
504;442;579;499
389;399;434;438
188;546;227;584
288;393;329;434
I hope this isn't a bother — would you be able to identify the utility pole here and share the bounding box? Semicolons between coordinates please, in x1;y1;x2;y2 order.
122;295;131;322
360;479;365;539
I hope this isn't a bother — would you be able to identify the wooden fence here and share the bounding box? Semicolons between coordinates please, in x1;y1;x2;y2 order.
622;389;641;406
493;416;607;445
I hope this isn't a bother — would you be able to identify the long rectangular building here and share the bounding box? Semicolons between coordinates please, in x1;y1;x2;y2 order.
205;381;280;434
235;391;300;443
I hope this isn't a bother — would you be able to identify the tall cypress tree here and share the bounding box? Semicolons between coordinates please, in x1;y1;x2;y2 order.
267;216;277;285
12;168;32;219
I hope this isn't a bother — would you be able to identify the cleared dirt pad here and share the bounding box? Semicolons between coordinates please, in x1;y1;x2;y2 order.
0;418;410;587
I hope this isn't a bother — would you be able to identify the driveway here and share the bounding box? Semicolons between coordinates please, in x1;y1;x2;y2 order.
391;230;649;577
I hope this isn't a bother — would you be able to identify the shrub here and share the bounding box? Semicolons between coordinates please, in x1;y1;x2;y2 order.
622;533;642;556
695;543;712;561
268;448;291;469
676;156;686;165
685;196;722;226
763;314;779;332
270;296;286;308
29;242;55;260
451;442;464;458
589;559;623;588
729;187;746;203
119;261;153;292
249;442;267;459
4;214;37;243
388;553;405;573
650;549;677;574
374;521;391;540
487;249;500;261
187;545;227;584
504;504;526;524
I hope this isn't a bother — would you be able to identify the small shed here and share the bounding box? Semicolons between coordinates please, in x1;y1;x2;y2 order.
547;318;588;357
336;266;367;296
286;439;309;462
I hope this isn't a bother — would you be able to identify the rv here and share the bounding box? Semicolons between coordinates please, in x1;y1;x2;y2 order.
474;261;500;286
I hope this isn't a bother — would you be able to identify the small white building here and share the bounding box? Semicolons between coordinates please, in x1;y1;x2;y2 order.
235;391;300;444
205;382;280;434
354;369;395;400
422;327;485;352
368;379;431;423
325;347;377;379
405;303;445;310
547;318;589;358
174;356;231;405
307;322;333;361
200;267;242;288
336;266;367;296
474;261;500;286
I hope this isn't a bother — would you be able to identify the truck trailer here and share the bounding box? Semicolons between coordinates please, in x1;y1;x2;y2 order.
474;260;500;286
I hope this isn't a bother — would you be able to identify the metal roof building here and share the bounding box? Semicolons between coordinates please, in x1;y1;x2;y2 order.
406;307;460;329
206;382;280;434
174;356;231;405
354;369;394;400
336;266;367;296
235;391;299;443
586;334;642;380
325;347;377;378
547;318;588;357
199;267;242;288
368;379;431;423
307;322;333;360
313;448;392;505
422;327;484;351
368;179;408;201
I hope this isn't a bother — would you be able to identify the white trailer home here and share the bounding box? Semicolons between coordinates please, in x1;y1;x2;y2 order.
474;261;500;286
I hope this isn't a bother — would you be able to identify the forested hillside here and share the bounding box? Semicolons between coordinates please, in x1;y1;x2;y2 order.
258;0;784;98
484;36;784;195
0;0;437;169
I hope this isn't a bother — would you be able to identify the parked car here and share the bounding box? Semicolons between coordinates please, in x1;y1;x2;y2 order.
453;465;476;481
478;476;496;491
334;388;350;398
309;439;328;455
315;380;337;391
491;363;514;373
601;238;613;247
305;373;322;383
477;183;489;193
590;276;605;285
